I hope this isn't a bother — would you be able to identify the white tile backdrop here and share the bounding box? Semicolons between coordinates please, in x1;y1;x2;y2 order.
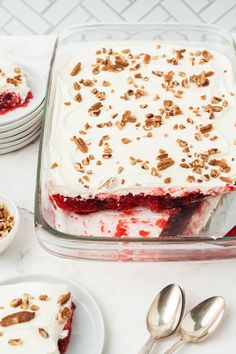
0;0;236;35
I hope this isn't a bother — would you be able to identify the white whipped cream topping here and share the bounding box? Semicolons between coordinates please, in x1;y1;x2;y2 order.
0;282;72;353
0;59;30;102
47;41;236;198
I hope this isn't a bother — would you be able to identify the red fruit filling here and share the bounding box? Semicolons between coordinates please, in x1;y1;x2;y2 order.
226;226;236;237
0;91;33;115
160;202;200;237
58;302;76;354
52;192;205;214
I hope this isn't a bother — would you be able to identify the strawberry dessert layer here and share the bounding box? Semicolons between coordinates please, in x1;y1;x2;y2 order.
52;191;205;214
0;282;74;353
0;59;31;115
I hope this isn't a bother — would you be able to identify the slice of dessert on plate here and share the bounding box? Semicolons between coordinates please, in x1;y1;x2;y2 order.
0;59;32;116
0;282;75;353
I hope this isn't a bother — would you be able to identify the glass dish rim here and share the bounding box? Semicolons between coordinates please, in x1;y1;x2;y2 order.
35;21;236;244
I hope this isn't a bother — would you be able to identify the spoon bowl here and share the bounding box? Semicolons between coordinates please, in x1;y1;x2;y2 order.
181;296;225;343
147;284;185;339
164;296;225;354
139;284;185;354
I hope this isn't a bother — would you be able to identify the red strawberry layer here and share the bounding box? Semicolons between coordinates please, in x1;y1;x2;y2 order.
0;91;33;115
58;302;76;354
52;192;205;214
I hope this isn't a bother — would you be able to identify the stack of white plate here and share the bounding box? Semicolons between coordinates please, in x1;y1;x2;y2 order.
0;65;45;154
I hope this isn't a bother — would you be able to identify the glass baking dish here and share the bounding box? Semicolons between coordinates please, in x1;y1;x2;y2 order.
35;23;236;261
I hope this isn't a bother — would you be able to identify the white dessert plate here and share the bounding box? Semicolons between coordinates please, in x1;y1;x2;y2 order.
0;274;105;354
0;63;45;126
0;125;41;148
0;128;40;154
0;110;42;139
0;119;41;143
0;99;44;133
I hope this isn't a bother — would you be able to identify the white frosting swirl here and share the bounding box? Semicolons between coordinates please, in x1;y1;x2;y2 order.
47;41;236;199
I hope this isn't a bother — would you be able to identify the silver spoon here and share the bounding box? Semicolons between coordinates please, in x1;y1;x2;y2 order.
139;284;185;354
163;296;225;354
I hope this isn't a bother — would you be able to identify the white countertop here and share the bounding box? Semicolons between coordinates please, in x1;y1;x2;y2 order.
0;35;236;354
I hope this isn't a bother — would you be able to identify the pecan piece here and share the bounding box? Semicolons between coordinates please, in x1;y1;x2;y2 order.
58;292;71;306
56;307;71;324
200;124;213;134
10;298;22;308
8;338;23;345
73;137;88;154
70;62;81;76
157;158;175;171
143;54;151;64
38;328;49;338
88;102;103;116
1;311;35;327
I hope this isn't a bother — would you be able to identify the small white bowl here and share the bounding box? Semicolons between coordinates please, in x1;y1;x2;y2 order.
0;194;20;253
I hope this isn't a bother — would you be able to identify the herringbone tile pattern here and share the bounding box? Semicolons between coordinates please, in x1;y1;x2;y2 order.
0;0;235;35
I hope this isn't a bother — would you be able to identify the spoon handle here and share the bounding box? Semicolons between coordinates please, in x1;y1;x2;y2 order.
163;339;183;354
138;336;156;354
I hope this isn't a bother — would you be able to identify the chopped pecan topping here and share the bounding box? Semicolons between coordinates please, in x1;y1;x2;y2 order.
51;162;58;169
39;295;49;301
150;167;158;176
88;102;103;116
38;328;49;338
177;139;188;147
0;203;14;239
73;82;81;90
74;93;82;102
102;80;110;87
143;54;151;64
164;177;172;184
30;305;40;311
10;298;22;308
210;169;219;178
73;137;88;153
8;338;23;346
58;292;71;305
190;71;214;87
121;138;132;144
56;307;72;324
135;89;147;99
71;62;81;76
200;124;213;134
81;79;93;87
187;175;195;183
220;176;233;183
209;159;231;172
157;157;175;171
116;166;123;174
1;311;35;327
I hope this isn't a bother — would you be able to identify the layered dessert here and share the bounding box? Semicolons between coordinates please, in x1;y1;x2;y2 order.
0;59;32;115
47;41;236;237
0;282;75;353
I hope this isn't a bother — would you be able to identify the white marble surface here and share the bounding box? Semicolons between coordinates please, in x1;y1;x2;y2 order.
0;35;236;354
